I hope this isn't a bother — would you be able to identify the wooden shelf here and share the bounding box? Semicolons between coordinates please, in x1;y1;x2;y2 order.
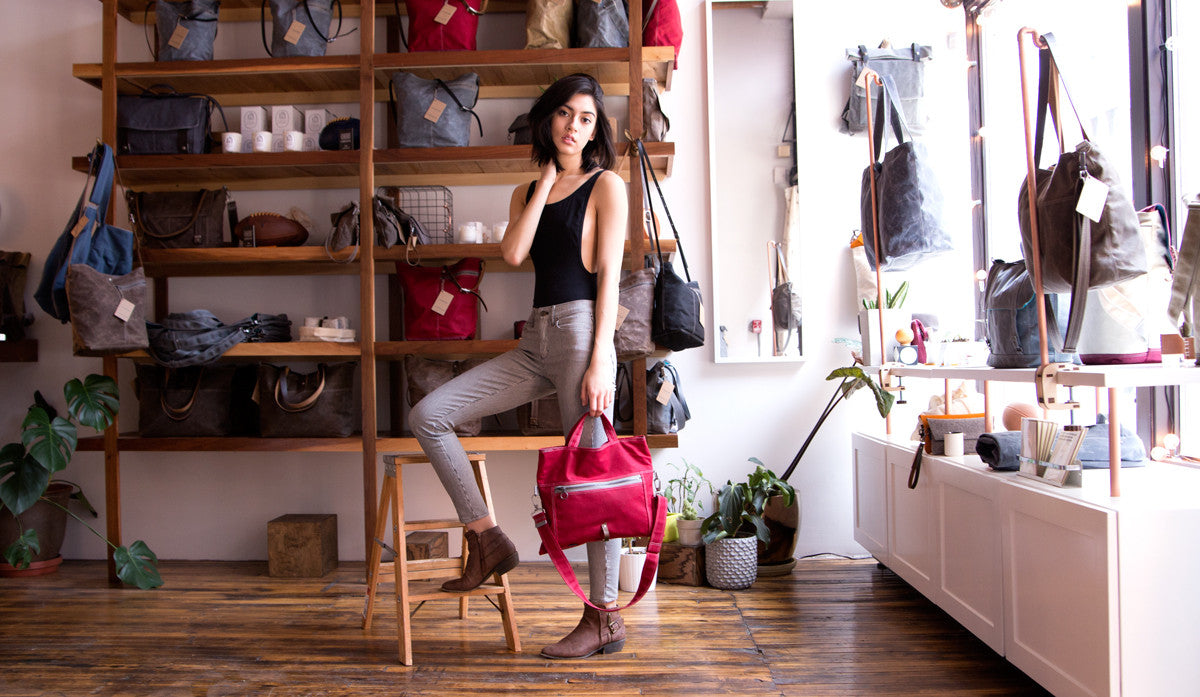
77;432;678;452
879;362;1200;388
113;341;361;361
136;240;674;277
0;339;38;362
115;0;528;24
72;47;675;106
76;142;674;190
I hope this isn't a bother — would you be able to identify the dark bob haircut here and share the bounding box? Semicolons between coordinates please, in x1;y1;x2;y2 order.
528;73;617;172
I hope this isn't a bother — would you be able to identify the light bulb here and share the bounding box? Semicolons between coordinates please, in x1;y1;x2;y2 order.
1151;446;1169;461
1163;433;1181;452
975;126;989;140
1150;145;1169;168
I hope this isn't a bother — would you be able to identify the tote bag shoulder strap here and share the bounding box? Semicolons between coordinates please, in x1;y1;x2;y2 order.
533;495;667;612
636;139;691;281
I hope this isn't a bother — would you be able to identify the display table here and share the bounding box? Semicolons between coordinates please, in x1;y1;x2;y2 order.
852;432;1200;697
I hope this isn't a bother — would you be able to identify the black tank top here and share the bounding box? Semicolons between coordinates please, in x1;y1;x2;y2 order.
527;169;604;308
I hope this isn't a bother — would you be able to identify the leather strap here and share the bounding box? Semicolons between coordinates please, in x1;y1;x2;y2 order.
637;140;692;282
533;495;667;612
1169;202;1200;330
274;364;326;412
160;368;202;421
130;189;212;241
908;444;923;489
434;78;484;138
1061;213;1092;352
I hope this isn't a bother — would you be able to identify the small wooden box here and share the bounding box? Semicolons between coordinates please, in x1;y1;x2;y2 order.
405;531;449;561
268;514;337;578
657;541;706;586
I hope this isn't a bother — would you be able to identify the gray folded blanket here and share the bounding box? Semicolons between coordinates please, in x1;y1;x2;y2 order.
976;419;1146;472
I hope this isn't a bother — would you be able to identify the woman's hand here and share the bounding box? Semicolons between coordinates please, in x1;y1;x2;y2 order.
539;158;558;184
580;360;614;417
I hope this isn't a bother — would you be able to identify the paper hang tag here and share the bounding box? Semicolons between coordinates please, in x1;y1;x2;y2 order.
615;304;630;329
424;98;447;124
655;378;675;405
70;216;89;238
431;290;454;316
433;2;457;24
167;23;189;49
113;298;136;323
1076;174;1109;223
284;20;306;45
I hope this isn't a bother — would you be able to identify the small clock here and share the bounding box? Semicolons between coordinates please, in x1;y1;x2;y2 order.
895;344;919;365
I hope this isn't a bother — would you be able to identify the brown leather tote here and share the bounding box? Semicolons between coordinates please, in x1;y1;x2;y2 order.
257;362;359;438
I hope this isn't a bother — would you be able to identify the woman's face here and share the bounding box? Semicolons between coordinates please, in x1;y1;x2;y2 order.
550;92;598;157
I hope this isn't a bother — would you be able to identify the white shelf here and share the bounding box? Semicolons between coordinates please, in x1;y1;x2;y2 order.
875;361;1200;388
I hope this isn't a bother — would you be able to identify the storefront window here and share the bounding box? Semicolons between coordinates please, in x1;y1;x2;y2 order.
976;0;1133;262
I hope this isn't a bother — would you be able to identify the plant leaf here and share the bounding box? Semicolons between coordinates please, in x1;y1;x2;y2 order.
0;445;52;515
21;408;76;475
65;375;119;432
3;528;41;568
114;541;163;589
748;515;770;545
827;366;894;418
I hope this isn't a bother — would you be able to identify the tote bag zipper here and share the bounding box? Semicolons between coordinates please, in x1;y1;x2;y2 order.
553;474;643;499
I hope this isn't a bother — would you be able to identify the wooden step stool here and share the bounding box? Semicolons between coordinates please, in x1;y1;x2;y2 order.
363;452;520;665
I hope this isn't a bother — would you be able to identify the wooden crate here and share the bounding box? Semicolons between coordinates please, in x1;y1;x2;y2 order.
267;514;337;578
658;541;706;586
405;531;448;561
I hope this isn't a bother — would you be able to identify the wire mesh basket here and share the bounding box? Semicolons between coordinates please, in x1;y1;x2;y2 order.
378;186;453;244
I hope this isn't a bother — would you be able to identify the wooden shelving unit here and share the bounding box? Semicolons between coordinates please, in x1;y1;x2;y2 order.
80;0;674;578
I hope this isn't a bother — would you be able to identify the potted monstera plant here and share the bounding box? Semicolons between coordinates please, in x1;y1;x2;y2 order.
0;374;161;588
701;460;794;590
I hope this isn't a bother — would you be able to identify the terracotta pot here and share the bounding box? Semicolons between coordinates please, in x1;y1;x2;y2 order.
676;517;703;547
758;494;800;567
0;480;74;567
0;555;64;577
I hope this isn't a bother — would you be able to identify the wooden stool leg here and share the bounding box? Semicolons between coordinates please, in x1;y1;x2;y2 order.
472;458;521;653
362;477;393;630
392;466;414;666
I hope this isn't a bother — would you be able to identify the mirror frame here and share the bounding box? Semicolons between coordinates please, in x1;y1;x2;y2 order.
704;0;804;364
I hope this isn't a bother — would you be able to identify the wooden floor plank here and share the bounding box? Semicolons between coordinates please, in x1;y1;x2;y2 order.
0;559;1048;696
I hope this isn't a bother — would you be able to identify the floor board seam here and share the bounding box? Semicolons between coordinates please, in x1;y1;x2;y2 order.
730;589;786;697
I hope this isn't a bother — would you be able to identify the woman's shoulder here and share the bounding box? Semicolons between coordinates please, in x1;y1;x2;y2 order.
591;168;624;191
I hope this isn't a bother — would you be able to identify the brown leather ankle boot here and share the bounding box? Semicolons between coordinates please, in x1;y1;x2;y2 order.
441;526;519;593
540;605;626;659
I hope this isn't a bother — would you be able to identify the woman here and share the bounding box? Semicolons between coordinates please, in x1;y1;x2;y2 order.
408;73;629;659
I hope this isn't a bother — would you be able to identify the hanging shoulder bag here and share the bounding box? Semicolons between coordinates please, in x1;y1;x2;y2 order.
153;0;220;61
35;143;137;324
126;187;231;249
525;0;571;49
390;72;483;148
533;413;667;611
637;139;704;351
395;258;487;339
859;75;951;272
573;0;628;48
401;0;484;52
842;42;931;134
262;0;354;57
1016;32;1146;353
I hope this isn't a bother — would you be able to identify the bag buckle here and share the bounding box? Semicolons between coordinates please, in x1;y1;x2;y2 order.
531;492;543;515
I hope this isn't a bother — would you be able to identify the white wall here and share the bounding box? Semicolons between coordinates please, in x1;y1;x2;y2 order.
0;0;976;564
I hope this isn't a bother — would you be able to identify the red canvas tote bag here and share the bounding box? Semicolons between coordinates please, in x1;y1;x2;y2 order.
533;414;667;610
395;258;486;339
404;0;484;52
643;0;682;68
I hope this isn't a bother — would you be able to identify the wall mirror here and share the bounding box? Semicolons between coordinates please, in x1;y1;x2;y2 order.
705;0;800;363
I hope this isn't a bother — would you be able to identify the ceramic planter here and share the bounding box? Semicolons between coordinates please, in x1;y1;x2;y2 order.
0;480;73;569
705;536;758;589
619;547;656;592
676;517;703;546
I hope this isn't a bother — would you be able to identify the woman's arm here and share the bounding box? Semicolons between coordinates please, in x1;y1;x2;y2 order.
501;160;558;267
581;170;628;416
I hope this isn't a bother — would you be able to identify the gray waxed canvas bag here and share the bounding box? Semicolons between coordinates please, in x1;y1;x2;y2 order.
842;43;931;134
984;259;1077;369
390;72;482;148
154;0;220;61
262;0;348;57
573;0;628;48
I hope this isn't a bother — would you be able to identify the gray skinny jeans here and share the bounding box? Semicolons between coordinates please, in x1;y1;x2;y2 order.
409;299;620;605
